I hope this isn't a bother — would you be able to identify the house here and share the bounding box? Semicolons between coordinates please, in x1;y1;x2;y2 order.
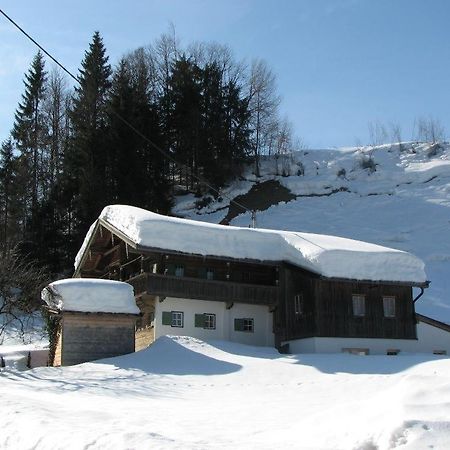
73;204;439;355
42;278;140;366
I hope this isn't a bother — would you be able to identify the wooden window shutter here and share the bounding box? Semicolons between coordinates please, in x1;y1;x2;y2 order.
195;314;205;328
234;318;245;331
162;311;172;325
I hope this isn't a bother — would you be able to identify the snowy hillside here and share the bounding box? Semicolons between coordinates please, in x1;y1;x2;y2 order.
174;142;450;323
1;335;449;449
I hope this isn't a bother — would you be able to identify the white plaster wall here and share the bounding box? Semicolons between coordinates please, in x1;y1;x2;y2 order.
284;321;450;355
228;303;274;347
415;321;450;353
154;297;274;347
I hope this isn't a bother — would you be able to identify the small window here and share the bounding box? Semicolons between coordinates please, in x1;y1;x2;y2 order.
433;350;447;355
387;349;400;355
352;294;365;317
195;313;216;330
383;296;396;318
206;269;214;281
294;293;304;315
204;313;216;329
342;347;369;355
234;318;254;333
174;265;184;277
171;311;184;327
162;311;184;327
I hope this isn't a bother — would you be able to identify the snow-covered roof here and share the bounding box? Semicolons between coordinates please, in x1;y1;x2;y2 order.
42;278;140;315
75;205;427;285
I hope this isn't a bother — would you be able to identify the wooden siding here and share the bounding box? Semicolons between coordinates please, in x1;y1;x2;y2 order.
128;273;279;306
275;264;318;343
135;327;155;351
53;327;62;366
314;280;417;339
278;265;417;342
61;313;136;366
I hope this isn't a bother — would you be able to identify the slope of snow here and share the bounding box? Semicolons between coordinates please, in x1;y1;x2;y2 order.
175;142;450;322
77;204;426;284
42;279;140;315
0;335;449;449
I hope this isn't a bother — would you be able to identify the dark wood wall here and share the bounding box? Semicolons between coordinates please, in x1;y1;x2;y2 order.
278;264;417;342
314;280;416;339
275;264;318;343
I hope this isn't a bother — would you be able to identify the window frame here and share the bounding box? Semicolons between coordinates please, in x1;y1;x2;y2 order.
352;294;366;317
171;311;184;328
174;265;184;277
243;318;254;332
294;293;304;315
204;313;216;330
234;318;254;333
382;295;396;318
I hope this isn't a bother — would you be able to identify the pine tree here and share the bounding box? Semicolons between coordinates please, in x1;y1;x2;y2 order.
107;59;171;213
0;139;18;247
165;56;203;189
65;31;112;250
11;51;48;221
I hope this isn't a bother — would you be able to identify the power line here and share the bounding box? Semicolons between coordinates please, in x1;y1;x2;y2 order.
0;7;254;220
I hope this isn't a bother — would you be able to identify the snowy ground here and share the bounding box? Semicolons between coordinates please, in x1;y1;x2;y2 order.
175;142;450;323
1;335;449;449
2;142;450;449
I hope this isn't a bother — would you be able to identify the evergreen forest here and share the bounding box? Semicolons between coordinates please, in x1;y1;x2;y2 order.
0;31;297;277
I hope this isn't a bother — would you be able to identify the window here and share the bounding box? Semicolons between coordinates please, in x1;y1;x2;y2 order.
294;293;304;315
342;347;369;355
433;350;447;355
198;267;214;280
386;349;400;355
174;265;184;277
162;311;184;327
352;294;365;317
383;296;396;318
234;318;254;332
195;313;216;330
204;313;216;329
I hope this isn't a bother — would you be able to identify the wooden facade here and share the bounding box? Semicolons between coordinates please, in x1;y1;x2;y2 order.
275;264;417;344
54;312;136;366
76;221;426;350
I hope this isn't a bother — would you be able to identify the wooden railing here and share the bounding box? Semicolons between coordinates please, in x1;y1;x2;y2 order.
128;273;279;306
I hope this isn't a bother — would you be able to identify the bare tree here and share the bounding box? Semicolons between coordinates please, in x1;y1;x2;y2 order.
0;247;49;342
368;120;388;147
415;116;445;143
248;59;280;176
275;118;293;176
389;122;404;152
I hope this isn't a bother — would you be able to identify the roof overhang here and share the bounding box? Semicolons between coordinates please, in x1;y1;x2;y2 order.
74;218;429;288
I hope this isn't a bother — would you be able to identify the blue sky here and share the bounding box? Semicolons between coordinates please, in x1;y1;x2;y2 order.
1;0;449;147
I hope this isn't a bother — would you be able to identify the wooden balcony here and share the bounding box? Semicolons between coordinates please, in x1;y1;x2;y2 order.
127;273;279;306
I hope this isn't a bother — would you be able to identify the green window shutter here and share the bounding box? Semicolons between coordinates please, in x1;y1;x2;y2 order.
198;267;207;279
195;314;205;328
166;264;175;276
234;318;245;331
162;311;172;325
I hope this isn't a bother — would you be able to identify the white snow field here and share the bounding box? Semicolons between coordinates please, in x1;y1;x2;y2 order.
175;142;450;323
1;335;449;450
